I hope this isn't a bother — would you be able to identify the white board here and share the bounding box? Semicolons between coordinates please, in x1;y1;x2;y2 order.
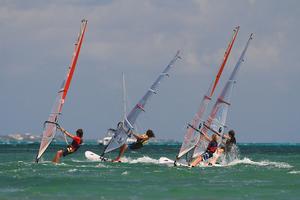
158;157;189;167
85;151;111;162
158;157;223;167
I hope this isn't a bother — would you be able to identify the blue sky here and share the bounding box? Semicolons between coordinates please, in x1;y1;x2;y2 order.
0;0;299;142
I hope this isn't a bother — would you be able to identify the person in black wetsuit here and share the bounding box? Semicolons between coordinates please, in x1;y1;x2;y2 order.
208;130;237;165
52;127;83;163
129;129;155;150
112;129;155;162
223;130;236;152
190;133;222;167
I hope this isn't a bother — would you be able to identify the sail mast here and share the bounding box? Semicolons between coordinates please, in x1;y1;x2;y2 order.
62;19;88;103
209;26;240;97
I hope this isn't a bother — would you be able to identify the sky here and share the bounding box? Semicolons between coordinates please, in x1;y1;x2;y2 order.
0;0;299;142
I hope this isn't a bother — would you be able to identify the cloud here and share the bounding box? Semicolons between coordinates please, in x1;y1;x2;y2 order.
246;31;287;70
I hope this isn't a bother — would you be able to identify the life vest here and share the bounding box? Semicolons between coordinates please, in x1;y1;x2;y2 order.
69;136;82;151
129;136;148;150
206;140;218;153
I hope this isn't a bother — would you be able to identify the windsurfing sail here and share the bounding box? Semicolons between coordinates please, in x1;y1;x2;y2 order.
36;19;88;162
102;51;181;155
192;33;253;158
176;27;239;160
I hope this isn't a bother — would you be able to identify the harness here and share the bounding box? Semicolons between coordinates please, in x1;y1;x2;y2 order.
129;138;147;150
68;136;82;152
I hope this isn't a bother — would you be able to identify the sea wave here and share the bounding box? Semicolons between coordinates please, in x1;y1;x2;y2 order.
288;170;300;174
120;156;293;169
84;155;293;170
121;171;129;175
122;156;159;164
67;169;78;173
227;157;293;169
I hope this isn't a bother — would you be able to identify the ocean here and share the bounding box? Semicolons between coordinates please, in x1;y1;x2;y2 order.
0;142;300;200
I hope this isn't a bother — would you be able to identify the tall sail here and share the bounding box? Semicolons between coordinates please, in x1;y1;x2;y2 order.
102;51;181;155
36;20;88;162
192;33;253;158
176;27;239;159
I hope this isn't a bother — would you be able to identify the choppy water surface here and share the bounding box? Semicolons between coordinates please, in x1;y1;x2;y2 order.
0;143;300;200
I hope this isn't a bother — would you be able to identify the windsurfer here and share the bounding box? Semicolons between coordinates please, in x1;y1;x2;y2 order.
52;127;83;163
190;133;221;167
206;130;237;165
175;27;240;163
223;130;236;152
112;129;155;162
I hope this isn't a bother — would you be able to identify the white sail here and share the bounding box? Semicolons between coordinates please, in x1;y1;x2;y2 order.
36;20;87;162
176;27;240;160
192;33;253;158
102;51;181;155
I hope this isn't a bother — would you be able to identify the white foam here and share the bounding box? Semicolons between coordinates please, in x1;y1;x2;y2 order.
288;170;300;174
0;188;24;193
121;156;159;164
117;156;293;170
71;159;89;163
226;157;293;169
53;162;69;166
68;169;78;173
121;171;128;175
96;163;106;168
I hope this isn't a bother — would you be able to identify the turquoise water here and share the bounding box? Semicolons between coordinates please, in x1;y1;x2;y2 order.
0;143;300;200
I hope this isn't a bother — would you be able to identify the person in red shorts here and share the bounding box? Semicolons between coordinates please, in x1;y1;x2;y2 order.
52;127;83;163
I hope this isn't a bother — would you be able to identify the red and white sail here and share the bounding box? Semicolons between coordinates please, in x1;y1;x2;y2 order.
192;33;253;158
176;27;239;160
36;20;87;162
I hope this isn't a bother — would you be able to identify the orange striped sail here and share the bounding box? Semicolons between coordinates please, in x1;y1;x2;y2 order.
192;33;253;158
36;20;87;162
176;27;239;161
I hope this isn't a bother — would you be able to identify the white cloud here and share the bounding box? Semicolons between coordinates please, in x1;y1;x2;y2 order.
247;31;287;70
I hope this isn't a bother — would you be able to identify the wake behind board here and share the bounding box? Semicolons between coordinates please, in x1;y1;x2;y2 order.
85;151;112;162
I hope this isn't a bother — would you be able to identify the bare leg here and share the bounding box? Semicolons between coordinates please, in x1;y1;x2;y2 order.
208;155;219;165
190;155;203;167
52;150;63;163
209;148;224;165
113;144;128;162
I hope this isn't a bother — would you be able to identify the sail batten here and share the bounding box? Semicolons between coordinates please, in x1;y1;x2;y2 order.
36;20;87;162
